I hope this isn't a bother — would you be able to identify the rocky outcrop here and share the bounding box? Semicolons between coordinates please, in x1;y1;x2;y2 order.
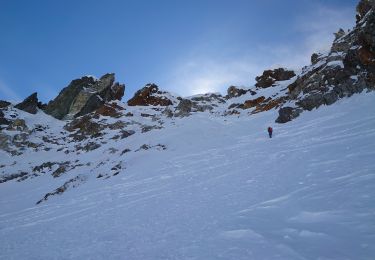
94;103;124;118
173;93;225;117
7;119;28;132
0;100;11;108
0;117;39;155
190;93;226;104
0;110;9;126
275;1;375;123
44;73;125;120
255;68;295;88
36;175;87;204
15;92;41;114
0;133;10;151
64;111;136;141
356;0;375;21
0;102;11;125
334;28;346;41
243;97;266;109
226;86;255;98
127;84;173;106
275;107;302;123
310;52;327;65
64;115;103;140
174;99;193;117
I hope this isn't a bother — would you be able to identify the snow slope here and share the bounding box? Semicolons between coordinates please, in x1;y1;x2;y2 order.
1;92;375;259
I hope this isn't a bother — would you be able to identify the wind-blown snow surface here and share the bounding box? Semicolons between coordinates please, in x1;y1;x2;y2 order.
1;93;375;260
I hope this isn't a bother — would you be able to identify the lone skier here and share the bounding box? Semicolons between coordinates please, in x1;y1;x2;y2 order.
267;126;273;138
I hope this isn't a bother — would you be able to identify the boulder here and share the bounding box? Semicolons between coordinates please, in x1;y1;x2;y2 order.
226;86;248;98
174;99;193;117
15;92;39;114
275;107;301;123
255;68;296;88
44;73;125;120
127;84;173;106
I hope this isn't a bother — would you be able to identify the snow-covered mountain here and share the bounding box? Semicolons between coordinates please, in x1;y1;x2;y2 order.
1;1;375;259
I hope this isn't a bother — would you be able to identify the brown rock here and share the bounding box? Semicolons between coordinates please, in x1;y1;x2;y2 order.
227;86;248;98
255;68;295;88
243;96;266;108
252;97;285;114
128;84;173;106
64;115;102;140
94;103;123;118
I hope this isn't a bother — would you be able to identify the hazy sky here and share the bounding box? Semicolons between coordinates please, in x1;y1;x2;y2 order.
0;0;357;102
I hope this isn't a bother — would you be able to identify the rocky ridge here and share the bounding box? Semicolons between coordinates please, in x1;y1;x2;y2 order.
0;0;374;203
127;83;176;107
224;0;375;122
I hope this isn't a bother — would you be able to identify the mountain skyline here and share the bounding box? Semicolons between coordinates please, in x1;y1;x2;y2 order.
0;0;357;102
1;1;375;258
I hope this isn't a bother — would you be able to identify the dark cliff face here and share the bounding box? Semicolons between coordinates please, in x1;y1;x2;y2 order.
44;73;125;120
43;76;97;120
14;93;42;114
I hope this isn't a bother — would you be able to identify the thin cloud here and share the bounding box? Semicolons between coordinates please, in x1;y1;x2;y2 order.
254;5;355;71
159;3;356;97
164;58;262;97
296;4;355;55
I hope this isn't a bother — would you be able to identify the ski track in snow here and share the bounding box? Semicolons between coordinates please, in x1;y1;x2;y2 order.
0;93;375;259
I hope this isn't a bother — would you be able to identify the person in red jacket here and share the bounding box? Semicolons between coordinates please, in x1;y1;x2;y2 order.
268;126;273;138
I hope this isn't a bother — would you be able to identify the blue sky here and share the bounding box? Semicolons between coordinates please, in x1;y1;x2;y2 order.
0;0;357;102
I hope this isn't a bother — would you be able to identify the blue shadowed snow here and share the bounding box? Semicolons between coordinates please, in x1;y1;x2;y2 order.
0;92;375;259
